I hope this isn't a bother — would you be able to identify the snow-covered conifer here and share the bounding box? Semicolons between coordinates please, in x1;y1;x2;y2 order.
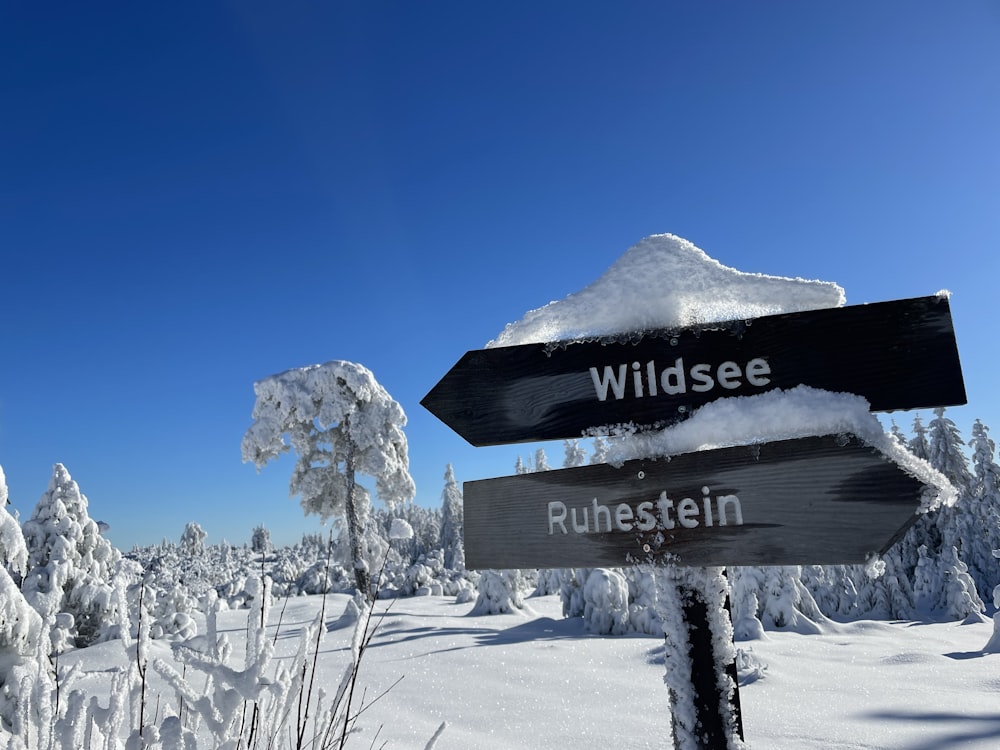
912;544;938;613
251;524;272;556
469;570;528;615
242;360;415;598
21;464;122;649
936;545;984;619
968;420;1000;597
559;568;592;618
623;567;662;635
855;555;914;620
562;439;587;468
0;466;44;732
889;420;909;449
983;551;1000;653
179;521;206;557
729;567;766;640
924;410;987;613
439;465;465;571
759;566;825;634
909;414;931;461
928;408;972;490
582;569;629;635
589;435;608;465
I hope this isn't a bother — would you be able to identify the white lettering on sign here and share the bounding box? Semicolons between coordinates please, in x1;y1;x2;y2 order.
547;487;744;535
588;357;771;401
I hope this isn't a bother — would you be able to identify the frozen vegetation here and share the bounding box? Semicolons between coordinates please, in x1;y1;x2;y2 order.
1;234;998;747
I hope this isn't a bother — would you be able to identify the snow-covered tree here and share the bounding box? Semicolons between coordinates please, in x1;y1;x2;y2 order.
21;463;122;649
909;414;931;461
582;568;629;635
251;524;272;556
562;439;587;468
179;521;206;556
983;550;1000;653
0;466;44;731
439;465;464;571
921;409;984;616
928;408;973;490
589;435;608;465
936;545;984;619
469;569;528;615
242;360;415;598
968;420;1000;597
889;420;909;449
758;566;825;634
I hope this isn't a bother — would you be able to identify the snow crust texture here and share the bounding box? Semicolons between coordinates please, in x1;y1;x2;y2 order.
489;234;845;347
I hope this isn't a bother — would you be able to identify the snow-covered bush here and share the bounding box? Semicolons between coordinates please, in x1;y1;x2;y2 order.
582;569;629;635
470;570;529;615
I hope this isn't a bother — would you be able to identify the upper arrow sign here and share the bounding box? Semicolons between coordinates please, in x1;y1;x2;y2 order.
422;295;966;446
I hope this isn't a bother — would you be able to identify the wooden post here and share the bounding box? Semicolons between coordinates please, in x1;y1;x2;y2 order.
664;569;743;749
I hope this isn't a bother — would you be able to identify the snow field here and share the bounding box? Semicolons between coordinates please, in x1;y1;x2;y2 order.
58;594;1000;749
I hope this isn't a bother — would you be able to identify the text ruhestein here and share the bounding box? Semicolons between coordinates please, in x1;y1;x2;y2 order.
547;487;744;535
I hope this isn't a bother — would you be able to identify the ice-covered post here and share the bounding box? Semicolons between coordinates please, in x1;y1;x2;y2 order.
659;567;743;749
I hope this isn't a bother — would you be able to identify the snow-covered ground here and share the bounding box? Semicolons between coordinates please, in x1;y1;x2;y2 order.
60;593;1000;749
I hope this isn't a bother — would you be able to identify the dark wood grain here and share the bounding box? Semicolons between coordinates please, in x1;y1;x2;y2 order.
422;295;966;446
463;434;927;569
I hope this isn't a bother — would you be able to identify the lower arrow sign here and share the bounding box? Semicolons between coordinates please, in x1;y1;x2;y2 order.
463;434;929;569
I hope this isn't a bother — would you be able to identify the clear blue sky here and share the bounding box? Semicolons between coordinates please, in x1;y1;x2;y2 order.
2;2;998;550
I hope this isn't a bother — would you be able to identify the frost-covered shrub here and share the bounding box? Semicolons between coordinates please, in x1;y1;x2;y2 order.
454;580;476;604
470;570;528;615
583;569;629;635
624;567;662;635
559;568;591;619
533;568;564;597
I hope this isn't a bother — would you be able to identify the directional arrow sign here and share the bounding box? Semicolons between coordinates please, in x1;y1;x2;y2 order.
463;434;929;569
422;295;965;446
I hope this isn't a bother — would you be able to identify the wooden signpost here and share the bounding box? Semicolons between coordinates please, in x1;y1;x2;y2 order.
422;294;966;749
421;295;965;447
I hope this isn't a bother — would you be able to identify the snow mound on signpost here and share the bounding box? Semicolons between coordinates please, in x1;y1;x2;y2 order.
488;233;845;348
490;233;954;511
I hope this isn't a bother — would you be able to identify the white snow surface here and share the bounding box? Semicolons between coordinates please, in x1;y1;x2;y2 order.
58;594;1000;749
488;234;845;347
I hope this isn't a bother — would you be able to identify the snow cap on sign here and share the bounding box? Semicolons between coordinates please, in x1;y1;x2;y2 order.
489;234;845;347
